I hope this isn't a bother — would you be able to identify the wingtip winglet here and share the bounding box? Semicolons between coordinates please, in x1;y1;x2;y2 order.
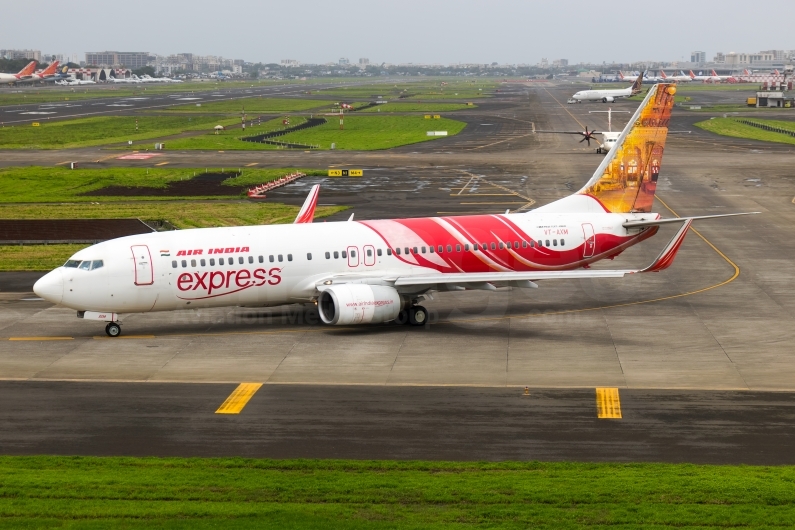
638;219;693;273
293;184;320;224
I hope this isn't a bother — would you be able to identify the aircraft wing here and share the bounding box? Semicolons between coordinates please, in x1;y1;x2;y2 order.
315;216;697;292
622;211;758;229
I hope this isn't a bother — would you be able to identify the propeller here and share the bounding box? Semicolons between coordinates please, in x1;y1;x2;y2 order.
578;127;599;146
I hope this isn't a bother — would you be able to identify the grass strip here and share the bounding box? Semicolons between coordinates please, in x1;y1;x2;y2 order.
166;97;334;113
0;244;89;270
358;102;473;112
0;457;794;528
695;117;795;145
0;166;326;202
0;116;240;149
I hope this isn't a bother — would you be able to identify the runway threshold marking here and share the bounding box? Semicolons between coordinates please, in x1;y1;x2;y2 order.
596;388;622;419
216;383;263;414
8;337;73;341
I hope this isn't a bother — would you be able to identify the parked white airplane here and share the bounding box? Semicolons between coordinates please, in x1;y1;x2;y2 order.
55;78;96;86
571;71;643;102
659;70;691;83
34;83;756;337
534;107;629;154
0;61;37;85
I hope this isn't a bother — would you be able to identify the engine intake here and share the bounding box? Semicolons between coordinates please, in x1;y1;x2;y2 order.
318;284;403;325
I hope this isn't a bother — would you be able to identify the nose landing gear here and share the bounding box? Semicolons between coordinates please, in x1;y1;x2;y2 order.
105;322;121;337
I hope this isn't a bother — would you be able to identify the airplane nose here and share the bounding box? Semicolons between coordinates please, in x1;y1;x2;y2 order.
33;269;63;304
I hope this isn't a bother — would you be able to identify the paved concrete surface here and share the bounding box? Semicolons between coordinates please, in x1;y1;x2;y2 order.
1;82;794;460
1;382;794;464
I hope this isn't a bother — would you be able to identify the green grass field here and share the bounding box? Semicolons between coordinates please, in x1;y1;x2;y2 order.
0;166;327;202
0;244;90;270
0;115;240;149
166;97;333;113
1;457;794;528
695;117;795;145
162;117;309;151
358;102;473;112
275;115;467;150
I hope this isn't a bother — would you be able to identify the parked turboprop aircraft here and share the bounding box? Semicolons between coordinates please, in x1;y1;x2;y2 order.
571;71;644;102
34;83;756;336
534;107;629;154
0;61;37;85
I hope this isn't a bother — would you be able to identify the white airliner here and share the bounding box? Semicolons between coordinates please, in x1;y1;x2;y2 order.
0;61;37;85
571;71;643;103
55;78;96;86
659;70;691;83
34;83;755;337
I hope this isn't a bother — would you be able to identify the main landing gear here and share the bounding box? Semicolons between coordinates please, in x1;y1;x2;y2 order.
397;306;428;326
105;322;121;337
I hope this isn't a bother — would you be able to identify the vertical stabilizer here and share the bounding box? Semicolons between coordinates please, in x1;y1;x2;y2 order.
576;83;676;213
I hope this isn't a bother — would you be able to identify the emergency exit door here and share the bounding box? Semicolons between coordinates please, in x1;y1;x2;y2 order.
131;245;154;285
581;224;596;258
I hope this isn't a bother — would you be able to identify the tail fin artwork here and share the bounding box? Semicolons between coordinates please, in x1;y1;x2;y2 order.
18;61;36;76
39;61;59;77
711;69;719;77
577;83;676;213
630;71;644;93
659;70;668;79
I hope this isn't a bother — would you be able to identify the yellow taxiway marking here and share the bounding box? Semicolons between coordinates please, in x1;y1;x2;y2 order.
245;162;259;167
596;388;622;419
9;337;73;341
216;383;263;414
55;161;71;166
93;335;156;340
154;161;169;166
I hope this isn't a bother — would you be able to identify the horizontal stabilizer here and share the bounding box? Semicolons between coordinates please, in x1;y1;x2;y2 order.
623;212;759;229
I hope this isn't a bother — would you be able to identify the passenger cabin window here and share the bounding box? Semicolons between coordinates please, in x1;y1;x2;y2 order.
278;254;283;262
429;246;434;254
287;254;293;261
200;259;206;267
334;251;339;259
506;242;511;249
395;248;401;255
219;258;225;265
456;244;461;252
491;243;496;250
438;245;443;253
447;245;452;253
210;258;215;266
553;239;558;247
376;249;381;256
546;240;550;246
269;255;275;262
239;257;244;264
499;242;504;250
258;256;263;263
307;253;312;260
325;252;331;259
191;259;196;267
465;244;470;251
514;241;519;248
561;239;565;246
181;260;187;268
404;247;409;255
350;250;356;257
248;256;253;264
341;250;347;258
387;249;392;255
421;246;426;254
530;241;535;248
366;248;372;257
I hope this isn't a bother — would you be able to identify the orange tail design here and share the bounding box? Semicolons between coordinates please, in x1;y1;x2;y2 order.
578;83;676;213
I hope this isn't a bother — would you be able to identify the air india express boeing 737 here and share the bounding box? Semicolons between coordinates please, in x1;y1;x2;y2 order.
34;83;755;337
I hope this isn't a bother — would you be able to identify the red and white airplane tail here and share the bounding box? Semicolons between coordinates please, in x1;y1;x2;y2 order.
659;70;668;79
294;184;320;224
18;61;36;76
38;60;60;77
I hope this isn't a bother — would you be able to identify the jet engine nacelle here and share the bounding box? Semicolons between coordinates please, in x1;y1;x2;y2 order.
318;284;403;325
602;96;615;103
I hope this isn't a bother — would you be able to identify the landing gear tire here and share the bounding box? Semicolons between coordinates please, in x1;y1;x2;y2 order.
396;309;410;325
105;322;121;337
408;306;428;326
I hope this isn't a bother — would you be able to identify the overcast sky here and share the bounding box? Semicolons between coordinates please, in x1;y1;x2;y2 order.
3;0;792;65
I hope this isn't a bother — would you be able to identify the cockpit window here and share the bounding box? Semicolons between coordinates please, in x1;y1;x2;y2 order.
78;261;91;270
91;260;104;270
64;260;81;268
66;259;104;270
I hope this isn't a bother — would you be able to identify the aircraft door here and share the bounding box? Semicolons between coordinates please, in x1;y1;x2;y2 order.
581;224;596;258
363;245;375;266
347;246;359;267
131;245;154;285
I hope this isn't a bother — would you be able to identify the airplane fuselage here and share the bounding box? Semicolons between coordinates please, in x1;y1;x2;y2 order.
38;211;656;315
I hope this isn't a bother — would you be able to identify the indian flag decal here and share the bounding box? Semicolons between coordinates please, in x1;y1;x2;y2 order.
160;250;170;256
